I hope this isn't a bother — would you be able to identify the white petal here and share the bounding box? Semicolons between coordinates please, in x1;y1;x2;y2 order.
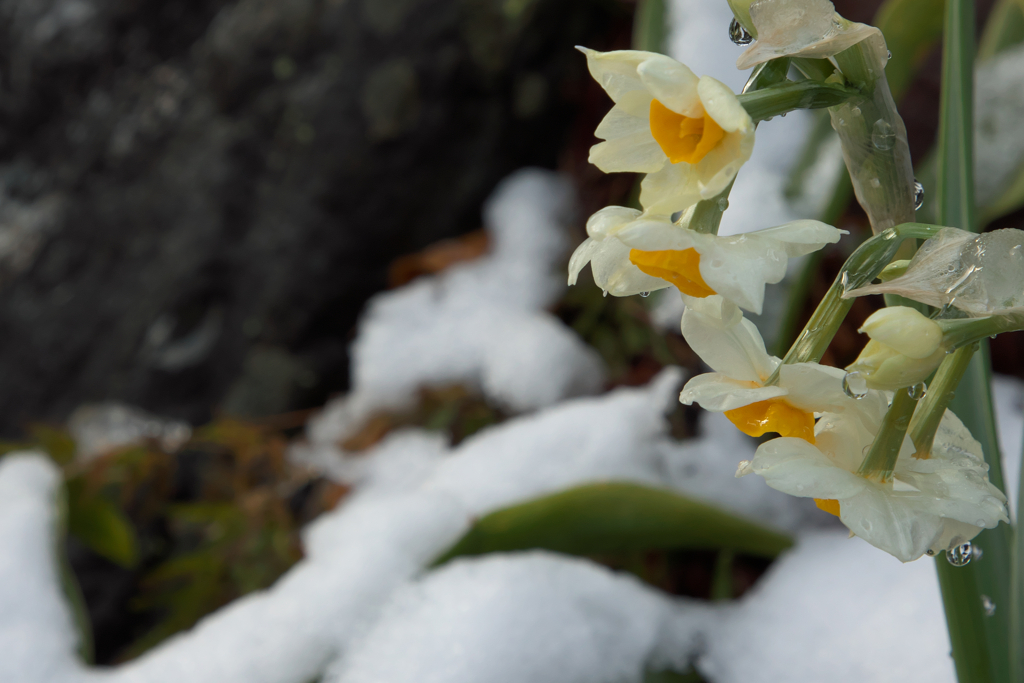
679;373;786;411
588;237;669;296
586;206;642;240
753;220;846;256
697;77;753;134
639;164;703;215
839;485;944;562
779;363;888;427
613;219;696;251
589;134;666;174
578;47;650;102
689;232;787;314
594;105;652;142
752;437;869;499
636;55;701;116
568;238;602;286
680;302;778;381
691;127;755;199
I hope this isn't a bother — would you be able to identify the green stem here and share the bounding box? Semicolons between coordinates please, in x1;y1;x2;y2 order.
857;386;919;481
907;344;977;456
688;182;734;235
765;222;941;385
938;313;1024;350
737;81;860;123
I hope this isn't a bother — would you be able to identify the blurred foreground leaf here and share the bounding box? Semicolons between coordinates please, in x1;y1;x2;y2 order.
66;477;138;568
434;482;793;566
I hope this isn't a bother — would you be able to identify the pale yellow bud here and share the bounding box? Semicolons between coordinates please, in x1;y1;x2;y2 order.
858;306;943;359
847;340;946;391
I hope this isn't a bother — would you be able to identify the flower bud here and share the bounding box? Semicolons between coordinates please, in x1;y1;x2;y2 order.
847;340;944;390
858;306;942;359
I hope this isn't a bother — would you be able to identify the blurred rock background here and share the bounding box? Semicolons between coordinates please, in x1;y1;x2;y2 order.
0;0;631;434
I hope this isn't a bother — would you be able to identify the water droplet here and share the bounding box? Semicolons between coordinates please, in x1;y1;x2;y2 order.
947;542;973;566
926;549;936;557
872;119;895;150
717;197;729;211
881;228;897;241
907;382;927;400
913;179;925;210
670;210;683;223
602;290;608;298
640;291;650;298
975;519;986;527
842;371;869;399
981;595;996;616
887;50;892;60
870;177;881;188
729;18;753;45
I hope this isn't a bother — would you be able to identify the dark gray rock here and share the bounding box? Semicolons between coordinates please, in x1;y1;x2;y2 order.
0;0;630;433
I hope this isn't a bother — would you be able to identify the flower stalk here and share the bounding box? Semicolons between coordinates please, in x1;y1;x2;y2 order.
765;222;940;385
908;343;977;457
857;385;920;481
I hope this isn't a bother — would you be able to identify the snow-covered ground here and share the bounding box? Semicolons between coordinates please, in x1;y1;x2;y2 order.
0;3;1020;683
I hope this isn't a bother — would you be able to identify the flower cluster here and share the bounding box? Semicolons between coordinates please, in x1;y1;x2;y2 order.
569;0;1012;563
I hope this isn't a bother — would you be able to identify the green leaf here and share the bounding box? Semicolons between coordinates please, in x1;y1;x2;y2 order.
66;478;139;568
433;482;793;566
874;0;946;101
934;3;1013;682
632;0;667;54
1013;431;1024;683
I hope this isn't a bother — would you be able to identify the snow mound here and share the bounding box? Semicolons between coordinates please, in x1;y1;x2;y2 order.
306;169;606;450
327;552;707;683
701;531;954;683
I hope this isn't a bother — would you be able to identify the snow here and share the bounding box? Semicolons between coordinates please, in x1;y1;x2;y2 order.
326;552;706;683
303;169;605;450
0;453;81;683
994;375;1023;520
701;532;954;683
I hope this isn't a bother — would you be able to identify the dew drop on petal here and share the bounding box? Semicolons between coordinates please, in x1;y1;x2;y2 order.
717;197;729;211
907;382;927;400
887;50;892;61
981;595;996;616
602;290;608;298
946;542;973;566
913;179;925;210
926;549;936;557
843;371;869;399
640;291;650;298
871;119;895;151
881;228;897;241
729;18;753;45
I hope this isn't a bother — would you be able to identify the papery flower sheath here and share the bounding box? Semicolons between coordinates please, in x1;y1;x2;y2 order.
736;0;887;71
744;406;1009;562
579;47;755;214
678;296;882;440
845;227;1024;315
568;208;843;314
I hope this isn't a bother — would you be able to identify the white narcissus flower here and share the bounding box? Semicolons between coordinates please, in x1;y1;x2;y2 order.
746;407;1009;562
845;306;947;391
568;209;843;314
579;47;755;215
678;296;883;440
736;0;887;72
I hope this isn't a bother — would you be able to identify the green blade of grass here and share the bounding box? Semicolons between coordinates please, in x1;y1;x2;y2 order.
633;0;667;54
432;482;793;566
934;3;1012;682
1013;433;1024;683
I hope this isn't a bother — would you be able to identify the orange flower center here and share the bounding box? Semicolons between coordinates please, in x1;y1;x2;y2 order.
649;99;726;165
628;247;716;298
723;398;816;443
814;498;841;517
